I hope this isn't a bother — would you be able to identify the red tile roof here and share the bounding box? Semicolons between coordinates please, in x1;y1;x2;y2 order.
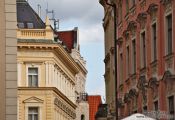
88;95;102;120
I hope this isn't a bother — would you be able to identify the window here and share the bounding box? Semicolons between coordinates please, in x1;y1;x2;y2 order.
28;68;38;87
143;106;147;112
154;101;158;111
81;114;85;120
120;53;123;84
154;101;158;119
132;40;136;73
166;14;172;54
27;23;34;29
141;32;146;68
126;0;129;14
168;96;174;120
18;22;24;28
152;23;157;61
126;46;130;76
28;107;38;120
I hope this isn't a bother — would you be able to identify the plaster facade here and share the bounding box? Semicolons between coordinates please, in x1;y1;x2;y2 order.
101;0;175;119
0;0;17;119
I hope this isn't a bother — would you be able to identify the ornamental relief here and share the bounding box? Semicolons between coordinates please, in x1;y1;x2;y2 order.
166;79;175;95
54;98;76;119
147;3;158;22
136;12;147;29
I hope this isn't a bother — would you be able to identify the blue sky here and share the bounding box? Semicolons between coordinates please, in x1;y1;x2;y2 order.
29;0;105;101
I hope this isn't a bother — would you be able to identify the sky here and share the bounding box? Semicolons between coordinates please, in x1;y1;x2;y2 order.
28;0;105;101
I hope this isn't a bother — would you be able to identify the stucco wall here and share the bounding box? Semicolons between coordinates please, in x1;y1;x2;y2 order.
0;0;17;120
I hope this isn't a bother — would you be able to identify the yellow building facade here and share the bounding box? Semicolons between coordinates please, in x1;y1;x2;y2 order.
16;1;81;120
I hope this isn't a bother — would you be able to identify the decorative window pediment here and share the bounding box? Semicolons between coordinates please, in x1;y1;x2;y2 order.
122;30;129;38
127;21;137;37
23;96;44;103
147;3;158;14
136;12;147;29
137;75;148;90
124;93;130;103
148;77;159;99
148;77;159;89
147;3;158;21
162;70;175;81
161;0;173;13
137;75;148;104
127;21;137;31
117;37;123;46
161;0;173;5
128;88;138;99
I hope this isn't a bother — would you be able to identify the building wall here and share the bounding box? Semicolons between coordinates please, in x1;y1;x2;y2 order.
99;0;116;114
0;0;17;119
114;0;175;119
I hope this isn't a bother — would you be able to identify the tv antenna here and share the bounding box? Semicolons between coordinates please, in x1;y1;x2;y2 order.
46;2;59;31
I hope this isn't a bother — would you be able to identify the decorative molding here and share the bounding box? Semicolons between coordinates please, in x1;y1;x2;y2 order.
136;12;147;29
127;21;137;37
122;30;129;39
54;98;76;119
116;37;123;46
147;3;158;22
23;96;44;103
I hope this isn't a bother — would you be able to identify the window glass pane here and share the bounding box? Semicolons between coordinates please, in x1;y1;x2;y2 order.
28;107;38;120
28;68;38;74
27;23;34;28
34;115;38;120
28;75;32;86
28;115;32;120
32;75;38;87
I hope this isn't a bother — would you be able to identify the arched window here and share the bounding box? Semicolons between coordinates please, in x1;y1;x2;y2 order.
81;114;85;120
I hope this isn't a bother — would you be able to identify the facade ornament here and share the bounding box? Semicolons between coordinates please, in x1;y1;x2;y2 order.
116;37;123;46
124;93;130;103
160;0;173;5
122;30;129;39
137;75;148;104
127;21;137;37
54;98;76;119
147;3;158;21
148;77;159;99
136;12;147;29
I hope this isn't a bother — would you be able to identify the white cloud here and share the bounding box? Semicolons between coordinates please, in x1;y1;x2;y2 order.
79;24;104;44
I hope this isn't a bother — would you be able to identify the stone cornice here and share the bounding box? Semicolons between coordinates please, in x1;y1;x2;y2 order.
18;87;77;109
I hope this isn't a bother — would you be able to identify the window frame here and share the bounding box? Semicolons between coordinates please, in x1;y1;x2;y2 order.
151;22;157;62
28;107;39;120
165;12;173;55
132;39;136;74
168;96;174;120
140;30;146;69
26;64;40;87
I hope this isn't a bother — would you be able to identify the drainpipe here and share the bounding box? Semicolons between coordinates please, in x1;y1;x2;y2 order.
105;0;118;120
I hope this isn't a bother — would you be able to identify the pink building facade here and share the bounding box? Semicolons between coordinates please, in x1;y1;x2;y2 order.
115;0;175;119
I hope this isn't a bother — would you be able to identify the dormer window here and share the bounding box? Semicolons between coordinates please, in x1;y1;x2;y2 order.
27;23;34;28
18;22;24;28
